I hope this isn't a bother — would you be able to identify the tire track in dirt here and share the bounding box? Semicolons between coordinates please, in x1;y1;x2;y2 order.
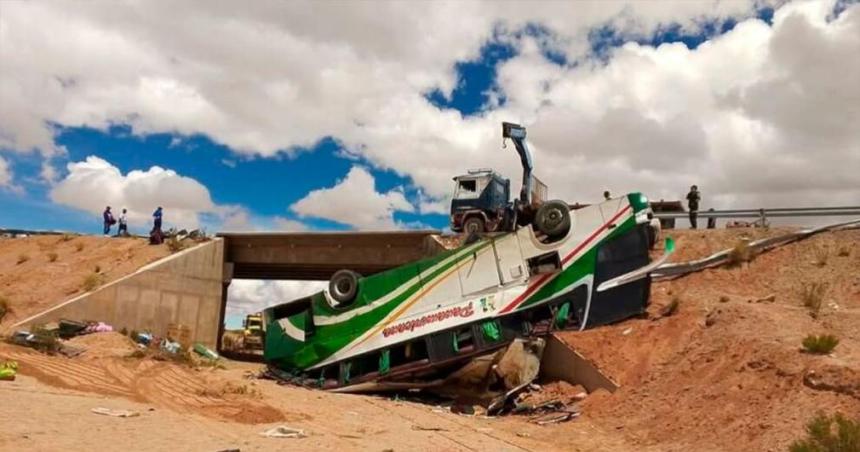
1;346;284;424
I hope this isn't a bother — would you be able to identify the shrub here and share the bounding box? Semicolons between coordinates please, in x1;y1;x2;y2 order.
47;252;58;263
813;246;830;267
81;273;103;292
801;283;827;319
718;295;730;303
789;412;860;452
75;242;84;252
726;240;754;268
58;234;74;243
16;254;29;265
660;297;680;317
94;264;101;273
0;296;9;323
802;334;839;355
837;247;851;257
166;236;186;253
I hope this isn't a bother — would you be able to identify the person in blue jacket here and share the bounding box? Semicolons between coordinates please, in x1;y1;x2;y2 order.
152;207;163;231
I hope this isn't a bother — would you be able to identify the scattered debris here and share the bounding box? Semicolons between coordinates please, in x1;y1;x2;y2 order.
0;360;18;381
751;294;776;304
193;342;219;360
91;407;140;418
412;425;448;432
802;366;860;400
259;426;307;439
160;339;181;354
531;409;580;425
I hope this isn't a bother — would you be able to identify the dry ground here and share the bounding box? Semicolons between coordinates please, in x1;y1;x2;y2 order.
1;228;859;451
0;235;171;331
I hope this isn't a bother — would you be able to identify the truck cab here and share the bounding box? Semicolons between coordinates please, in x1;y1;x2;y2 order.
450;169;511;233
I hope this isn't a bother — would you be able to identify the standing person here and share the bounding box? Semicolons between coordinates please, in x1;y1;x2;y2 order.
152;206;163;232
117;208;129;237
150;206;164;245
102;206;115;236
603;190;611;201
686;185;701;229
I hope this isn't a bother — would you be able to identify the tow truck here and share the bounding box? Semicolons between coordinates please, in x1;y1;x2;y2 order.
262;122;673;391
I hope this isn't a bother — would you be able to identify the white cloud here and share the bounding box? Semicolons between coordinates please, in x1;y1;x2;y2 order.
291;166;414;230
272;217;309;231
227;279;326;317
49;155;216;229
3;0;858;219
0;156;12;187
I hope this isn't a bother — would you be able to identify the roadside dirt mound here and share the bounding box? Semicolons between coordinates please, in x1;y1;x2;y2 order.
0;235;171;330
0;343;285;425
558;228;860;451
67;332;137;359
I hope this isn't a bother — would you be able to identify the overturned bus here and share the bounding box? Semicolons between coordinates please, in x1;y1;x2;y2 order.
262;192;671;391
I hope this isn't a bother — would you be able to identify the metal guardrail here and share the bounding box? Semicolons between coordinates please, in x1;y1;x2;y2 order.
652;219;860;279
653;206;860;219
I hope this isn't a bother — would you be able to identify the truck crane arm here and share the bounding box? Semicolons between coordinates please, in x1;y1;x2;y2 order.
502;122;533;206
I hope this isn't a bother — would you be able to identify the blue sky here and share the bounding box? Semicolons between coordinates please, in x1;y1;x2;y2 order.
0;6;777;235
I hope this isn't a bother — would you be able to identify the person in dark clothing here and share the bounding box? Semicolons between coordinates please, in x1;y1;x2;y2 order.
686;185;701;229
150;206;164;245
152;207;163;231
102;206;115;235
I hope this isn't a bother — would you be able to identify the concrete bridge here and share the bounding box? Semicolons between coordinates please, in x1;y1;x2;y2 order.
14;230;444;349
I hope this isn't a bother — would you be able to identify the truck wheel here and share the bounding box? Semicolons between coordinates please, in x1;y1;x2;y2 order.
535;200;571;238
330;269;360;307
463;216;485;235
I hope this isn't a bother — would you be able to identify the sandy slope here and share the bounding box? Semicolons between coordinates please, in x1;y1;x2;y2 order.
1;228;858;451
0;235;171;330
558;228;860;451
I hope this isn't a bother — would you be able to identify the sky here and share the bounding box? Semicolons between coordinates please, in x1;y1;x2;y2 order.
1;0;859;323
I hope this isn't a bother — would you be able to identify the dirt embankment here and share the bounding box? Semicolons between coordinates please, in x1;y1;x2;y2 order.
0;235;171;330
558;228;860;452
1;228;858;451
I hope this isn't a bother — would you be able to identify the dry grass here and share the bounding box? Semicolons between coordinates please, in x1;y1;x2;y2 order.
726;240;754;268
16;254;29;265
789;412;860;452
801;282;827;319
802;334;839;355
81;272;104;292
837;246;851;257
75;242;85;252
58;234;75;243
47;252;58;263
813;246;830;267
166;236;186;253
